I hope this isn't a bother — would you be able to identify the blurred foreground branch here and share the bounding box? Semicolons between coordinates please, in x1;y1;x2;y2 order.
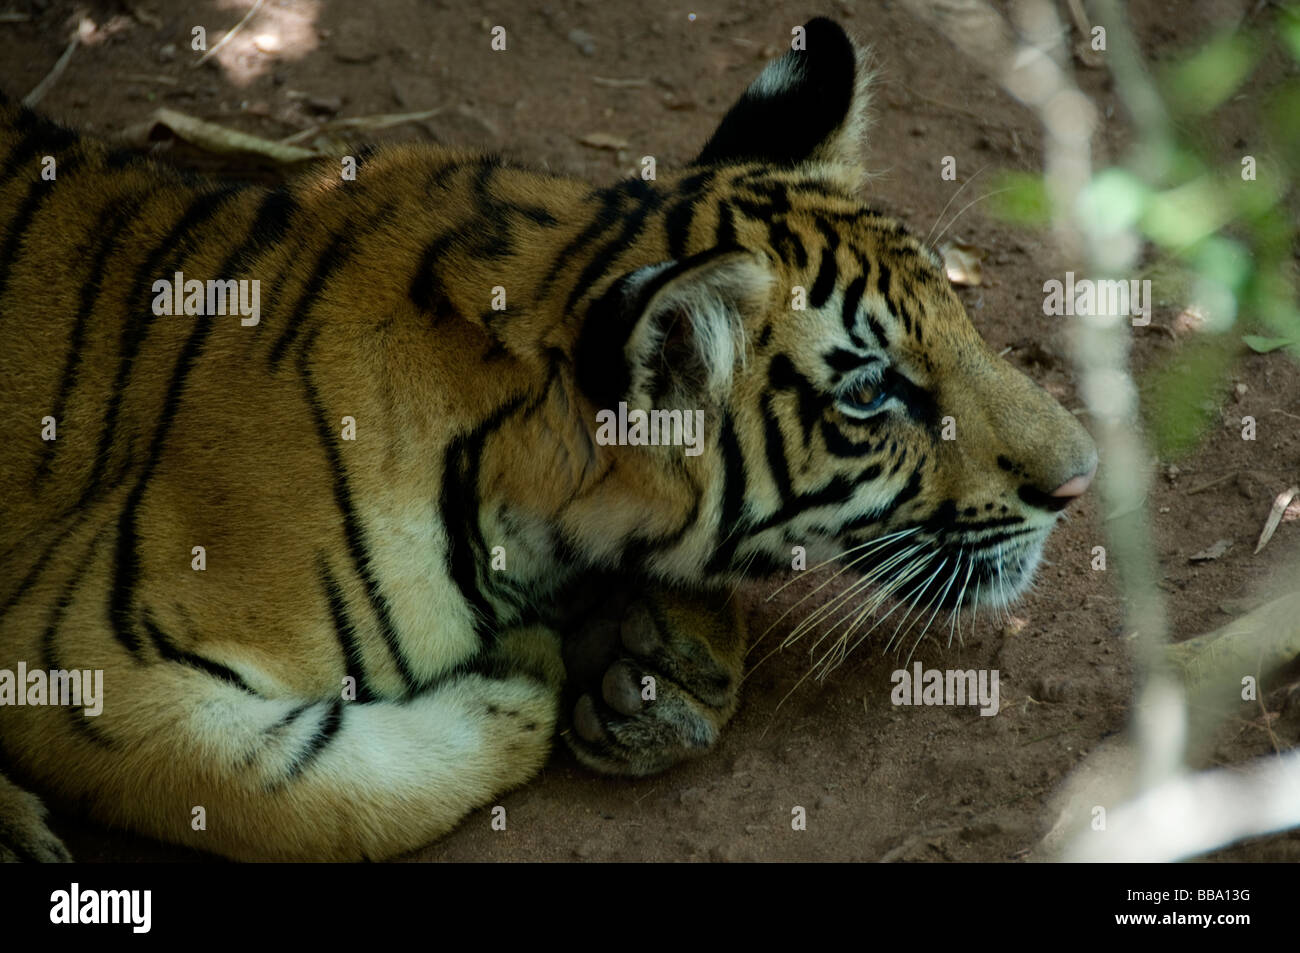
903;0;1300;860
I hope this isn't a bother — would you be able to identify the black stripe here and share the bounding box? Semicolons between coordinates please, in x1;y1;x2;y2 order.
297;325;421;695
863;308;890;348
562;179;661;314
819;418;883;458
33;198;141;489
78;186;241;513
705;413;748;574
573;271;640;407
409;229;458;314
269;231;351;370
761;395;793;500
824;347;878;376
410;191;534;318
964;526;1036;549
897;291;918;340
715;200;736;248
439;395;530;638
0;517;81;619
235;187;296;262
767;353;827;448
273;703;311;730
541;180;637;297
108;187;279;657
853;250;887;344
0;108;78;188
808;246;837;309
40;530;115;748
269;196;393;363
749;475;857;535
664;195;697;261
840;274;867;349
921;499;959;533
955;514;1027;532
318;557;378;704
814;216;840;248
466;159;558;230
662;169;716;261
143;615;257;694
281;699;345;780
740;177;792;214
0;154;82;305
840;468;924;532
875;261;893;317
462;161;515;260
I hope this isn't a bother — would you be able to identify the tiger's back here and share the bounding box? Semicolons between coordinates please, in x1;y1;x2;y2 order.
0;96;607;857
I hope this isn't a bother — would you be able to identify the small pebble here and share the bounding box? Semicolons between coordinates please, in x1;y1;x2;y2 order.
568;28;596;56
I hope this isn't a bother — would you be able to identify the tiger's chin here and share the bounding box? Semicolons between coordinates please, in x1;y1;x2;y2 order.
968;534;1048;608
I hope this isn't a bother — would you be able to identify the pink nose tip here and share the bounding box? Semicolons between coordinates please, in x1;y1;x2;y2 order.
1051;462;1097;498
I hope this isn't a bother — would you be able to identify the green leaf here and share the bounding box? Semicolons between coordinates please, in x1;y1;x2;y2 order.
1078;168;1146;236
1143;337;1236;458
987;171;1051;225
1266;82;1300;172
1142;177;1231;248
1162;32;1258;116
1242;335;1296;353
1196;237;1251;292
1281;7;1300;62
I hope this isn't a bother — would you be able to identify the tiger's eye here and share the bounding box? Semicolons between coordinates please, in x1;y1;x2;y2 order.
842;380;888;415
854;382;880;405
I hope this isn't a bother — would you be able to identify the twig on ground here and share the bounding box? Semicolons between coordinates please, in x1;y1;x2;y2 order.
23;23;83;108
193;0;265;68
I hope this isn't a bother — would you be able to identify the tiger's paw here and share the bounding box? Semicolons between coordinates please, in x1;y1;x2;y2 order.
0;774;72;863
560;586;745;777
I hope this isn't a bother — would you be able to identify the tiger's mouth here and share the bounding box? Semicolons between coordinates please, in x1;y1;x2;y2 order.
814;519;1053;625
851;526;1050;606
775;523;1055;676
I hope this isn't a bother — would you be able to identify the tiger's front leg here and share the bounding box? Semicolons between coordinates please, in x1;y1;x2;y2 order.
554;578;748;776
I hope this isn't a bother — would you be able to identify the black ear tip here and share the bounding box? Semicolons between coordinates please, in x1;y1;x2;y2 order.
780;18;857;106
691;16;860;169
802;17;849;39
801;17;854;56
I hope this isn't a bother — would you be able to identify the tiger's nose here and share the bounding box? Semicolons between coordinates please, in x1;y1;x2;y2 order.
1051;461;1097;500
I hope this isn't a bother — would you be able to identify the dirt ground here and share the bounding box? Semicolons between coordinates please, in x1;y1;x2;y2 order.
2;0;1297;863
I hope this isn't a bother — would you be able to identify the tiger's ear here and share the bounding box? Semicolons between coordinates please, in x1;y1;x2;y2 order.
576;249;773;411
692;17;871;186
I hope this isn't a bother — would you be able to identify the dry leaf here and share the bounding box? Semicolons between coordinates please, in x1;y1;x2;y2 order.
1254;485;1300;554
1172;305;1208;335
1189;539;1234;562
122;107;320;163
578;132;628;150
278;106;445;146
939;240;986;287
592;76;649;88
1001;615;1028;637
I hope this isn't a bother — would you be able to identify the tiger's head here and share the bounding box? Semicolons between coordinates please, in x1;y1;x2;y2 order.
565;17;1096;614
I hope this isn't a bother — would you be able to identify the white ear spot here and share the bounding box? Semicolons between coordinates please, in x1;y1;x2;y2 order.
748;55;805;98
625;255;773;400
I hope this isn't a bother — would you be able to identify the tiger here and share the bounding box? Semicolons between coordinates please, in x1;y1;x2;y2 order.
0;17;1096;862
